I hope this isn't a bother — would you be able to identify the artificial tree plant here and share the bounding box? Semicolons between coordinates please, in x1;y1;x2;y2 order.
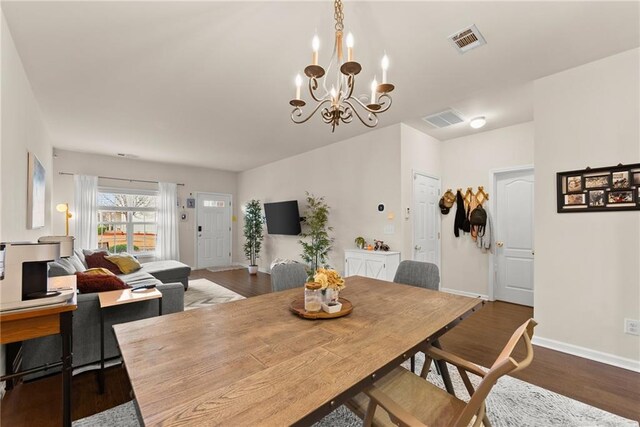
299;192;334;278
243;199;264;275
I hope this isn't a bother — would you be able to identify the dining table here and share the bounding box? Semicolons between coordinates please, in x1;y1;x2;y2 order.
114;275;484;426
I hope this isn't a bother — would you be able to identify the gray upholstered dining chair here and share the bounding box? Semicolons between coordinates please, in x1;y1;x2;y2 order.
270;263;308;292
393;260;454;394
393;260;440;291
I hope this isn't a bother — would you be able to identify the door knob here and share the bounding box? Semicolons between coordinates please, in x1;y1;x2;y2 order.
496;241;504;247
415;245;422;251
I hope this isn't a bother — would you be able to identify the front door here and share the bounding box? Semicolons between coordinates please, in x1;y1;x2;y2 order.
413;173;440;267
196;193;232;269
494;169;535;306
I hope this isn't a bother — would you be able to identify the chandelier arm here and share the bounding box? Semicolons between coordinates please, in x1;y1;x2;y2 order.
344;74;355;100
308;78;326;103
375;93;393;113
343;100;378;128
291;99;333;124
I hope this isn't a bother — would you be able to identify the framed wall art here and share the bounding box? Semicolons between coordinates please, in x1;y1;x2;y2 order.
27;151;46;228
557;163;640;213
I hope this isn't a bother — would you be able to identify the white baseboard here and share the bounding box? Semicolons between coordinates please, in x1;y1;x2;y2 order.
532;336;640;373
440;287;489;301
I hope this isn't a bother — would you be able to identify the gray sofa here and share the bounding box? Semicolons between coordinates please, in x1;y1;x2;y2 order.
21;251;191;378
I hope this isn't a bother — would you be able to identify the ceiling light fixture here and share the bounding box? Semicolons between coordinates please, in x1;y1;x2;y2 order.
469;116;487;129
289;0;395;132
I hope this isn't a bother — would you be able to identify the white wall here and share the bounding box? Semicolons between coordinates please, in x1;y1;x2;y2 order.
440;122;534;296
534;48;639;368
1;11;54;395
236;124;402;272
52;150;237;268
1;13;53;242
400;124;441;260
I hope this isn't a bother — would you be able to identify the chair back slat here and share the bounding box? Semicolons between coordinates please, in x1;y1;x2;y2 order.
454;318;537;427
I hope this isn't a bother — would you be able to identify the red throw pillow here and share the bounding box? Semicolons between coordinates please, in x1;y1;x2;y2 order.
84;252;122;274
75;272;130;294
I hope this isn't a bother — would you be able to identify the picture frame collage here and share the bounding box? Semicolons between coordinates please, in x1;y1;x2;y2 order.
557;163;640;213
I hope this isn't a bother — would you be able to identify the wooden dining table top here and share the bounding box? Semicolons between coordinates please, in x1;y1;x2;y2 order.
114;275;484;427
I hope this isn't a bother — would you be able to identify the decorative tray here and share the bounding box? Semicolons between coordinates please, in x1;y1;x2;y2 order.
289;297;353;319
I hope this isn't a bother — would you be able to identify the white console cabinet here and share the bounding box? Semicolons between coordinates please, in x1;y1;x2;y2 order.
344;249;401;282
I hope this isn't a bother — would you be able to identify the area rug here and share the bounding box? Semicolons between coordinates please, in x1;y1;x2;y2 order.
205;265;246;273
73;352;637;426
184;278;245;310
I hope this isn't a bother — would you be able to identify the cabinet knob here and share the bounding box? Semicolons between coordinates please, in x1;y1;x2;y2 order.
496;241;504;247
414;245;421;251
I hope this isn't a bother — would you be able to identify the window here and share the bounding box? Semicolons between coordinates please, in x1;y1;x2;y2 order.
97;188;158;255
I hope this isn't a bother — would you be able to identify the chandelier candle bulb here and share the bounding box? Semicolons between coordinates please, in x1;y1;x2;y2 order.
381;54;389;83
346;32;354;61
312;35;320;65
295;74;302;100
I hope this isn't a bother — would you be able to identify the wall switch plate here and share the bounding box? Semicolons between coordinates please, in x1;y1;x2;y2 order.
384;225;395;235
624;318;639;336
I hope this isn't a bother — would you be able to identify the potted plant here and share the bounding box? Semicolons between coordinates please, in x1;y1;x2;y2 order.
299;192;334;277
354;236;366;249
243;199;264;275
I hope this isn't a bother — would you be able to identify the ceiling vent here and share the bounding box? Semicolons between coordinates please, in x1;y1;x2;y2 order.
448;24;486;54
422;109;465;128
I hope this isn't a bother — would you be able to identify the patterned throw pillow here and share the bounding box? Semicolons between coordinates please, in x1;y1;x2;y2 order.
105;253;142;274
84;252;122;274
75;272;129;294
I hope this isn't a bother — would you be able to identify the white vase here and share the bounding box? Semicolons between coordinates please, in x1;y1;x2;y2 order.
248;265;258;275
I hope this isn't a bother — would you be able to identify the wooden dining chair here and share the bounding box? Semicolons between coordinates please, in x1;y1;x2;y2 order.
270;263;308;292
347;318;537;427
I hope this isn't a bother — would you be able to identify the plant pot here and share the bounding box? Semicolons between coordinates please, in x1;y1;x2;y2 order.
248;265;259;275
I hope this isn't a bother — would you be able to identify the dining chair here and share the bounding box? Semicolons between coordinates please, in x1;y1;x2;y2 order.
347;318;537;427
392;260;449;388
270;263;308;292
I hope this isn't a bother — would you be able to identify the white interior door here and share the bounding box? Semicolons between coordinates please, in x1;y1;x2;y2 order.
196;193;231;269
494;169;535;306
413;173;441;267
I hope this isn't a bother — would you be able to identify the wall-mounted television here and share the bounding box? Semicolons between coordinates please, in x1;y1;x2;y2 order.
264;200;302;235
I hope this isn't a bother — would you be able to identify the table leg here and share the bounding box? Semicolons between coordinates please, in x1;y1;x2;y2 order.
99;308;105;394
159;297;162;316
61;311;73;427
433;339;455;396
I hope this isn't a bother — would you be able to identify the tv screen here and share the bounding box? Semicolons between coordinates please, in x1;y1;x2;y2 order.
264;201;302;235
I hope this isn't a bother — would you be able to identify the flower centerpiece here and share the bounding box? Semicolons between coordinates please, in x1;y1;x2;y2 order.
312;268;345;304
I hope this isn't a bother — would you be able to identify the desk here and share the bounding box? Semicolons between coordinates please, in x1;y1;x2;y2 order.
0;294;77;427
115;276;483;426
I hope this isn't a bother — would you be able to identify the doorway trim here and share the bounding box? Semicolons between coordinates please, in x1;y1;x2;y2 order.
194;192;233;269
411;170;442;272
488;165;534;302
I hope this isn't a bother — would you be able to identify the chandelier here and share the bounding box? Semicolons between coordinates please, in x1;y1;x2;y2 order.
289;0;395;132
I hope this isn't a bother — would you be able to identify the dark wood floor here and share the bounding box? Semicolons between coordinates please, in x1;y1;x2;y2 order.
2;269;639;425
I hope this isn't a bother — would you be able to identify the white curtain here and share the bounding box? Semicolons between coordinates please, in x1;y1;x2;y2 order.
156;182;180;260
74;175;98;249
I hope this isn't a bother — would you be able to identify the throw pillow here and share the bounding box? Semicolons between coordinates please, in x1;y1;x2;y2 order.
75;272;129;294
84;252;122;274
75;249;89;269
57;257;79;274
68;253;86;272
105;253;142;274
48;261;74;277
83;268;116;276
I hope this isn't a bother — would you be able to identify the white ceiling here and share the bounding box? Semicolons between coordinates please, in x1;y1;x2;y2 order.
3;1;638;171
